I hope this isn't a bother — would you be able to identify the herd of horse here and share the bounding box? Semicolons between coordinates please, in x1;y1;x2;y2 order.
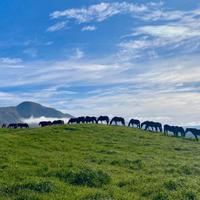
1;116;200;141
68;116;200;141
1;120;64;129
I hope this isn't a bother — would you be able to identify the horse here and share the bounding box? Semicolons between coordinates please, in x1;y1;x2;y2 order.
141;121;151;131
155;122;162;132
39;121;52;127
141;121;162;132
85;116;97;124
68;118;79;124
17;123;29;129
128;119;140;128
185;128;200;141
7;123;18;129
174;126;185;137
1;124;6;128
97;116;109;124
52;120;64;125
78;117;86;124
110;117;125;126
164;124;176;135
164;125;185;137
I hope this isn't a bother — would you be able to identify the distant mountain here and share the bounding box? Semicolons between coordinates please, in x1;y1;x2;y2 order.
0;101;73;125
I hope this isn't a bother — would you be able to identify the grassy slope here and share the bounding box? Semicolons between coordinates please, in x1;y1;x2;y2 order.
0;124;200;200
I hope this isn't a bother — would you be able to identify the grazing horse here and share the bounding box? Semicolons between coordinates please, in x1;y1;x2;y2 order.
52;120;64;125
97;116;109;124
164;124;176;135
128;119;140;128
2;124;6;128
155;122;162;132
185;128;200;141
39;121;52;127
17;123;29;129
8;123;18;129
141;121;151;131
164;125;185;137
78;117;86;124
174;126;185;137
85;116;97;124
68;118;79;124
110;117;125;126
141;121;162;132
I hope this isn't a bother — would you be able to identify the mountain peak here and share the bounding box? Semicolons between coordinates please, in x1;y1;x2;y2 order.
16;101;72;118
0;101;73;125
17;101;42;107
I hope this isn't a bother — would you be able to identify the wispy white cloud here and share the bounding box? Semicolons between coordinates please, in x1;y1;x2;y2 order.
0;57;23;64
118;5;200;61
50;2;162;23
135;24;200;40
81;25;97;31
1;53;200;125
47;21;68;32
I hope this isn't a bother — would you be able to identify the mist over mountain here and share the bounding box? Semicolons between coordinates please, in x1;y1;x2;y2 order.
0;101;73;125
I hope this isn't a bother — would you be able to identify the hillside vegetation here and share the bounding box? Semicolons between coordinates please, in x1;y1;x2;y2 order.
0;124;200;200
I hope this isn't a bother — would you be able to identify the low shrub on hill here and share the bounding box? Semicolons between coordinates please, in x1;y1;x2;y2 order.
56;167;111;187
1;181;54;196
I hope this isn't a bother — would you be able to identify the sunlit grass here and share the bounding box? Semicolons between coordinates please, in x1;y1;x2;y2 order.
0;124;199;199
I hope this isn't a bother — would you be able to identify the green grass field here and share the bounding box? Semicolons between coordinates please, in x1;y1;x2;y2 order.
0;124;200;200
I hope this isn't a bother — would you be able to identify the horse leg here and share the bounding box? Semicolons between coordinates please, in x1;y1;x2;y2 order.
194;133;198;141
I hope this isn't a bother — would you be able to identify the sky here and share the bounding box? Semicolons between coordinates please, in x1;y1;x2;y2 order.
0;0;200;125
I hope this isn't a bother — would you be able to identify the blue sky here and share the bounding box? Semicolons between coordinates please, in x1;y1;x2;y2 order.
0;0;200;125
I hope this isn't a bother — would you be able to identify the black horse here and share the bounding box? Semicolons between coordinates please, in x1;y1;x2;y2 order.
8;123;18;129
52;120;64;125
141;121;162;132
164;125;185;137
128;119;140;128
110;117;125;126
164;124;176;135
68;118;79;124
39;121;52;127
97;116;109;124
78;117;86;124
1;124;6;128
185;128;200;141
17;123;29;128
175;126;185;137
85;116;97;124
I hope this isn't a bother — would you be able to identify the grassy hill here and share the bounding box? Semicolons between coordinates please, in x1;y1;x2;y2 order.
0;124;200;200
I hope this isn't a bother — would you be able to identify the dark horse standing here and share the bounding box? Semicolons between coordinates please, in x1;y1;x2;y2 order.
185;128;200;141
2;124;6;128
141;121;162;132
97;116;109;124
52;120;64;125
68;117;86;124
85;116;97;124
164;124;176;135
128;119;140;128
110;117;125;126
17;123;29;128
39;121;52;127
8;123;18;129
78;117;86;124
68;118;79;124
164;124;185;137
